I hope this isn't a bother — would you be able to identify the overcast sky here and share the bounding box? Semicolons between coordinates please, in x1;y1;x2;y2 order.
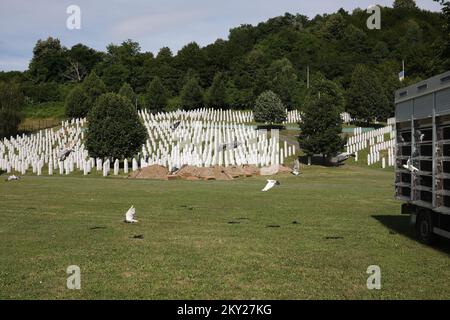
0;0;442;71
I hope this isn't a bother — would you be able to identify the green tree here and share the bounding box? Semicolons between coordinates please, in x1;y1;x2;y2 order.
82;71;107;112
393;0;417;9
434;0;450;69
65;85;88;118
28;37;67;82
307;73;345;113
298;79;345;161
253;90;286;124
346;65;390;123
206;72;228;108
320;13;347;41
145;77;168;112
180;76;204;110
101;64;130;92
0;82;24;138
118;83;136;105
64;71;107;118
65;43;103;82
86;93;147;159
267;58;299;108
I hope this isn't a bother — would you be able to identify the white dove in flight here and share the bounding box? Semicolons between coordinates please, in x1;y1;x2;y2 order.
262;180;280;192
403;158;419;173
124;206;138;223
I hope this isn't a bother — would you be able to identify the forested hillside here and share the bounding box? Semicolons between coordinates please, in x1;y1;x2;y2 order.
0;0;448;126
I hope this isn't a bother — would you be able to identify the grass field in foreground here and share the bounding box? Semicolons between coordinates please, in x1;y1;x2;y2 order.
0;164;449;299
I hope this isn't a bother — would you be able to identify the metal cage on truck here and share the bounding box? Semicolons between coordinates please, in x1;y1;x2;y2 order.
395;71;450;244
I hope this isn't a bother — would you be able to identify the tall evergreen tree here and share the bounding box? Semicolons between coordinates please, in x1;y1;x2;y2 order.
346;65;389;124
65;71;107;118
268;58;299;109
206;72;228;108
65;85;88;118
434;0;450;69
145;76;168;112
82;71;107;111
0;81;24;138
118;83;136;105
180;76;203;110
299;78;345;161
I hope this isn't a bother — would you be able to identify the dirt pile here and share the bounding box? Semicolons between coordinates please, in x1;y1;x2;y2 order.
176;165;234;180
128;164;289;181
128;165;169;180
260;165;292;176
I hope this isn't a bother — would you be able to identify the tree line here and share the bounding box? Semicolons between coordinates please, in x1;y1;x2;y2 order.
1;0;449;140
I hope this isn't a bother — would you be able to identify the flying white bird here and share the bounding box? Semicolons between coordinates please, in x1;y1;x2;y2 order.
292;158;301;176
5;175;20;182
170;121;181;131
220;139;242;151
124;206;138;223
403;158;419;173
262;180;280;192
415;130;425;142
58;148;74;161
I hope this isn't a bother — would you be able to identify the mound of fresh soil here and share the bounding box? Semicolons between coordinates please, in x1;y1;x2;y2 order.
176;165;232;181
128;164;287;181
128;165;169;180
260;165;291;176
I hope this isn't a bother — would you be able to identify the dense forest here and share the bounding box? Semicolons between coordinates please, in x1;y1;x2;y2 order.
0;0;449;127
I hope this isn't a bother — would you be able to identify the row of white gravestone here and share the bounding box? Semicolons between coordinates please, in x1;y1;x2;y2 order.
346;123;397;168
283;110;302;124
138;117;292;170
139;108;254;124
341;112;353;124
282;110;353;125
141;108;355;126
346;125;396;154
0;108;300;177
0;118;87;175
367;148;395;168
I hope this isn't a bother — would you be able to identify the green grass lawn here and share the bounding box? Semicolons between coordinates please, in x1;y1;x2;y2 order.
0;164;449;299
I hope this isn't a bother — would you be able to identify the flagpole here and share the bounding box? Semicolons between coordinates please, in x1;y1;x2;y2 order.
402;60;405;79
307;65;310;89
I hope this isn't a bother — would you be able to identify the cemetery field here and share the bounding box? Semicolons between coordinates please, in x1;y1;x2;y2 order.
0;164;449;300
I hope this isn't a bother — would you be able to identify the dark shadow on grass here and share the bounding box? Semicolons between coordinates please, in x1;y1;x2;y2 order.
372;215;450;255
89;226;107;230
256;124;286;131
298;155;343;167
351;121;385;129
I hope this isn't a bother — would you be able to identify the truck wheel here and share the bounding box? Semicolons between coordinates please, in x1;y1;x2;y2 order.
416;211;435;245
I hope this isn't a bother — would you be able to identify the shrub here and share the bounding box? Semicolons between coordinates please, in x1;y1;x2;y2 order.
253;90;286;124
86;93;147;159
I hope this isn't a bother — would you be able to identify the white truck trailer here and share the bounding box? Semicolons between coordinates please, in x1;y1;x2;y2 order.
395;71;450;244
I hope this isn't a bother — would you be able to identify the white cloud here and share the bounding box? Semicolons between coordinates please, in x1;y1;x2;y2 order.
111;10;209;38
